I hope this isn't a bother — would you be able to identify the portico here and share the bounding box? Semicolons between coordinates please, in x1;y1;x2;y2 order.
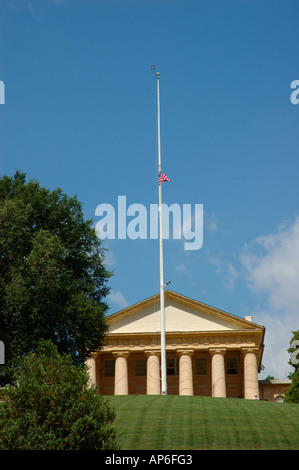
87;291;265;399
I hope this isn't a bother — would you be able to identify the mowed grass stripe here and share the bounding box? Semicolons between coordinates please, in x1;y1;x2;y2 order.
108;395;299;450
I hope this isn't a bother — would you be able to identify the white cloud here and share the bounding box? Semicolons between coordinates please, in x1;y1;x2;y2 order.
107;290;129;310
176;263;193;277
252;309;293;380
207;254;239;291
241;215;299;314
205;211;219;232
240;215;299;378
103;247;117;268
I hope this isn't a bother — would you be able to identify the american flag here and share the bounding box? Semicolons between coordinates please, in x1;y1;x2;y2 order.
159;172;171;185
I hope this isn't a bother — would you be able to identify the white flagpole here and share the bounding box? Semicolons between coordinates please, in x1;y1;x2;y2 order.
156;71;167;395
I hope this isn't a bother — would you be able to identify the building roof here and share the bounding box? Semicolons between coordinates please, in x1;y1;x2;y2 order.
102;290;265;371
106;290;265;336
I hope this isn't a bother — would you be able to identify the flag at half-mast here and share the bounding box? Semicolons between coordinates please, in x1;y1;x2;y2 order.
159;172;171;185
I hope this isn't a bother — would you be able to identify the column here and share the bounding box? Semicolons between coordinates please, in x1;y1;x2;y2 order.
113;351;129;395
243;349;259;399
146;351;160;395
210;348;226;397
85;356;97;388
178;350;194;396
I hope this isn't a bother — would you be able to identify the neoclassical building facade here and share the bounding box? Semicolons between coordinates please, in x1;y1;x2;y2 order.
87;290;265;399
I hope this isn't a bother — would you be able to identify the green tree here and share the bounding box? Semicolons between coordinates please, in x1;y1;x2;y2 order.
284;368;299;404
0;340;118;450
0;171;111;383
287;330;299;376
285;331;299;403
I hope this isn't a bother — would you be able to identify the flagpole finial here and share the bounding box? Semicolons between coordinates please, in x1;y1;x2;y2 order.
151;65;160;78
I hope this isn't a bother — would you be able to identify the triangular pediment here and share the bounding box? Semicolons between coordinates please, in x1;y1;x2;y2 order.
107;290;263;335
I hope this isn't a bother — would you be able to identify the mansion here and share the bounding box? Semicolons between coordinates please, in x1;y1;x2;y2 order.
86;290;290;400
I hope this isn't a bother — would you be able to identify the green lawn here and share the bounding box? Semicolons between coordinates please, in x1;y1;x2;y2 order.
107;395;299;450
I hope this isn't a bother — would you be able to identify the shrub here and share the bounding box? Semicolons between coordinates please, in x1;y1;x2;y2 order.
284;367;299;404
0;341;119;450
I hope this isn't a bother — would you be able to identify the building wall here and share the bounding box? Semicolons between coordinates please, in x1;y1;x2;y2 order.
128;353;147;395
98;352;114;395
259;380;292;402
193;352;211;397
96;349;250;398
89;291;265;399
225;351;244;398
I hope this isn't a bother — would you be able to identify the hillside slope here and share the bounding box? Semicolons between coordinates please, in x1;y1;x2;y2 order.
108;395;299;450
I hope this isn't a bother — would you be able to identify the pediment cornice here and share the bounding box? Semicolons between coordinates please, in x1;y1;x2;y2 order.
106;290;265;333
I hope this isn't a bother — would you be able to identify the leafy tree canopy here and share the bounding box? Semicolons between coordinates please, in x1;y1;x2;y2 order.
288;330;299;373
285;330;299;403
0;171;111;382
0;340;118;450
285;366;299;404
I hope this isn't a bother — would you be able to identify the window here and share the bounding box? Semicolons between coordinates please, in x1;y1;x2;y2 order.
167;358;179;376
104;359;115;377
135;359;146;376
195;358;207;375
226;357;238;375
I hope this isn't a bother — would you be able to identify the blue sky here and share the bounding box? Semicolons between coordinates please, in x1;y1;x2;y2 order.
1;0;299;379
